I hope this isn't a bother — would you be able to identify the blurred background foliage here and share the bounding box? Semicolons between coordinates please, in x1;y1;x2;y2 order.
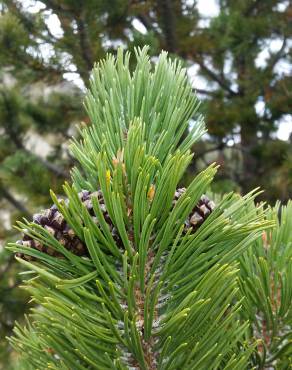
0;0;291;368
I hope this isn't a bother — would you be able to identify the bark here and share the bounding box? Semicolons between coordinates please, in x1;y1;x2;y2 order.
236;55;259;193
156;0;178;52
76;17;94;73
240;122;259;192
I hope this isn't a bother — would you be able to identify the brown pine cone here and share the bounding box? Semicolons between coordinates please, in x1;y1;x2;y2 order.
16;189;215;261
16;190;118;261
173;188;215;232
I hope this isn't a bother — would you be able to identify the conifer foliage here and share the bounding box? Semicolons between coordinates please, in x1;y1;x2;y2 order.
8;48;291;369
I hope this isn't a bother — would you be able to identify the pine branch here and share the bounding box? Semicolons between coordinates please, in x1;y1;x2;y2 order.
238;201;292;367
136;14;155;32
244;0;262;16
0;90;68;178
265;36;288;73
193;88;220;96
195;58;237;96
25;150;68;178
7;47;285;370
0;185;31;217
41;0;72;16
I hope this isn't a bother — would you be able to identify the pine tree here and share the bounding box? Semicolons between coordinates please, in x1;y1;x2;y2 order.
7;48;291;369
1;2;291;367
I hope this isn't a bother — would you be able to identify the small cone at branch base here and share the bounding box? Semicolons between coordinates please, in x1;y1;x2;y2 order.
16;189;215;260
16;190;116;260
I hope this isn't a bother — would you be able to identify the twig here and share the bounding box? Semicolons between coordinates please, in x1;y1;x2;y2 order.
0;186;31;217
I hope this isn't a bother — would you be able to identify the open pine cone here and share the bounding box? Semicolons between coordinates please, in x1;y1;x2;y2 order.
16;189;215;261
173;188;215;231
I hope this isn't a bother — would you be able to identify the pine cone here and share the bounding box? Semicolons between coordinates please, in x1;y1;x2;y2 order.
174;188;215;232
16;190;119;261
16;189;215;261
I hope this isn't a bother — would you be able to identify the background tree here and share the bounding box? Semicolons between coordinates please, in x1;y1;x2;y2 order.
138;0;292;200
1;0;291;207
